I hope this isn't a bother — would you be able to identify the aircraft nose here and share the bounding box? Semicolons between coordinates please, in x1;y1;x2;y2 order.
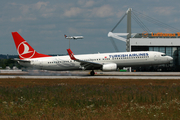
168;56;173;61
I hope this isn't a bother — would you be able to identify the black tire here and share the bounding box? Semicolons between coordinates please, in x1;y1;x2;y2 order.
90;70;95;76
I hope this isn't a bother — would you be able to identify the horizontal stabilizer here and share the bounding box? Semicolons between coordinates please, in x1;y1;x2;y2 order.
14;58;31;63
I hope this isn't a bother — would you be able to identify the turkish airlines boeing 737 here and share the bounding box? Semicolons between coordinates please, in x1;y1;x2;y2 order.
12;32;173;75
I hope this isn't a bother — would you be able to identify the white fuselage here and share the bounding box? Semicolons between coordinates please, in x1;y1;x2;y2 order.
18;51;172;71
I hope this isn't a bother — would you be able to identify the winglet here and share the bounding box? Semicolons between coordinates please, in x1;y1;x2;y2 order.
67;48;77;60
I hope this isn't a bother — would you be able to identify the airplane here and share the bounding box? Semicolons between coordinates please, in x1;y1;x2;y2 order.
12;32;173;76
64;34;84;39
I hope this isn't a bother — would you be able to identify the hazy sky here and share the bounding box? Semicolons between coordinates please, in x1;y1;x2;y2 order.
1;0;180;55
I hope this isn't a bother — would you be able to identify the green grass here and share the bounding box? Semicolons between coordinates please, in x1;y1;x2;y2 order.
0;78;180;119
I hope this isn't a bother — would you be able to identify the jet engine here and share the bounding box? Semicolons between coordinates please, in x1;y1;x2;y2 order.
102;63;117;71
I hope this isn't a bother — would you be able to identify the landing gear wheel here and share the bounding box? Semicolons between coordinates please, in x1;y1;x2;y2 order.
90;70;95;76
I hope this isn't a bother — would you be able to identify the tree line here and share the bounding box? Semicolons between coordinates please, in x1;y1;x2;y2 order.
0;59;22;69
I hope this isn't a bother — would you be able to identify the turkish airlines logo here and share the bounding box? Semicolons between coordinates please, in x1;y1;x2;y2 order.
70;53;76;60
70;53;74;58
18;41;35;59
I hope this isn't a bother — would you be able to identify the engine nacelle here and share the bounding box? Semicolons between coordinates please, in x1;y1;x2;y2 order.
102;63;117;71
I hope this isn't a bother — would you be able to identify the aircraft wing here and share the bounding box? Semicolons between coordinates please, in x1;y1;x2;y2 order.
73;36;84;39
67;49;102;70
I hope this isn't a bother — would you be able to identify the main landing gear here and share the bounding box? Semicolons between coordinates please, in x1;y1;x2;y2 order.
90;70;95;76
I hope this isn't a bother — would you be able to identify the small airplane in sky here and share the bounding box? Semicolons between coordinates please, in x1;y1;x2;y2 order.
64;34;84;39
12;32;173;76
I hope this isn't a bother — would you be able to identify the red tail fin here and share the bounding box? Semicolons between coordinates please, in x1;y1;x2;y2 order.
64;34;67;38
67;48;77;60
12;32;51;59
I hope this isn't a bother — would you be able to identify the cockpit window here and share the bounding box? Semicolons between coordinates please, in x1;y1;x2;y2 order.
161;54;166;56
